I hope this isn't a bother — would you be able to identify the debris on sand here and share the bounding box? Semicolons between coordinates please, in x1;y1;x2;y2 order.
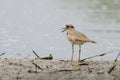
0;58;120;80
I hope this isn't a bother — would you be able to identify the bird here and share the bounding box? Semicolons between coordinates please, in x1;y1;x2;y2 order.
61;24;96;62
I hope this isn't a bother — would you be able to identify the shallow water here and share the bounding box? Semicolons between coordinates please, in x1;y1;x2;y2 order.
0;0;120;60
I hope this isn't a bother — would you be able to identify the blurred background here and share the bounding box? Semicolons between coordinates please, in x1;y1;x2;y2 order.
0;0;120;60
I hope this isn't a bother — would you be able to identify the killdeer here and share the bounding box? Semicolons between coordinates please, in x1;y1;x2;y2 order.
61;24;96;61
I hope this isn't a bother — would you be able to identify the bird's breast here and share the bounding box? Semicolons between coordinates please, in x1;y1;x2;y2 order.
67;34;84;45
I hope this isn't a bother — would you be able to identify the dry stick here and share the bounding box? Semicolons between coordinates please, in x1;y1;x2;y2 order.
0;53;5;56
58;68;80;72
32;49;40;58
32;62;43;70
81;51;113;61
40;54;53;60
115;52;120;62
108;52;120;74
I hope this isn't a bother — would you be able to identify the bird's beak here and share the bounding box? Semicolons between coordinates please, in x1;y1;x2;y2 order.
61;27;66;32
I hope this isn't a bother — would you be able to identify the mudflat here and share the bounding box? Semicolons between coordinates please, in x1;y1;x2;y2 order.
0;58;120;80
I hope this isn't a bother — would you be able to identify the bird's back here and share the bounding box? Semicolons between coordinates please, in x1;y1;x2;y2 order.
67;30;95;44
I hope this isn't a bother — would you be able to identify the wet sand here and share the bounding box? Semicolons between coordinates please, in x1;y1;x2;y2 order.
0;58;120;80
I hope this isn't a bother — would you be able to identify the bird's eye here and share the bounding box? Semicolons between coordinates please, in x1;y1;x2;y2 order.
66;25;69;28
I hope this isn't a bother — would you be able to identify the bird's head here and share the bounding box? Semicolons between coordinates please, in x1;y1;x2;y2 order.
61;24;75;32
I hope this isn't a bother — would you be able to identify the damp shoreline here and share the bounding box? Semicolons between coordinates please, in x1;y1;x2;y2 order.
0;58;120;80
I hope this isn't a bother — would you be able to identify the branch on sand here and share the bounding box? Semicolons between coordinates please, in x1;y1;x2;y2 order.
81;51;113;61
108;52;120;74
32;49;40;58
0;53;6;57
32;49;53;60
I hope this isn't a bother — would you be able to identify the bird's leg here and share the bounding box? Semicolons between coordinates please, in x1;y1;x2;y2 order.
78;45;81;62
71;44;74;61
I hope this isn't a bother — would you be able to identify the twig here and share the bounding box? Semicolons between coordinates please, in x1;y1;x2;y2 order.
0;53;6;56
32;62;43;70
115;52;120;62
40;54;53;60
28;70;40;73
108;52;120;74
32;49;40;58
79;61;89;66
108;65;116;74
81;51;113;61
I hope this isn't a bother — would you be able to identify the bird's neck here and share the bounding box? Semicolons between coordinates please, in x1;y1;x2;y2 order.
66;29;76;35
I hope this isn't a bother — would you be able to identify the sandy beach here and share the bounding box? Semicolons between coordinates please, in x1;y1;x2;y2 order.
0;58;119;80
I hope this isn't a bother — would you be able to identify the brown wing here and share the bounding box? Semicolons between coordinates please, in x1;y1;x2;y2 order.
68;30;94;42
